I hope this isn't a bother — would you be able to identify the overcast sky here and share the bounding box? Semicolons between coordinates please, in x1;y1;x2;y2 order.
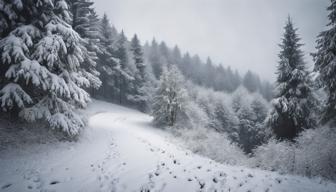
93;0;329;81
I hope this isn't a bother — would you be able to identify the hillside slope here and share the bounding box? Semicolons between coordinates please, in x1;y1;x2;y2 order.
0;100;335;192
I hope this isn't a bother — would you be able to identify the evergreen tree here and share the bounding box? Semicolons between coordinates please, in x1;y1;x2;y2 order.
180;53;192;79
236;103;257;153
0;0;96;136
131;34;145;78
130;34;147;111
243;70;261;93
213;98;239;138
152;65;188;126
235;93;269;153
313;0;336;125
70;0;93;37
115;31;134;104
204;57;215;88
148;39;162;79
95;14;119;100
69;0;101;92
268;17;317;140
172;45;182;66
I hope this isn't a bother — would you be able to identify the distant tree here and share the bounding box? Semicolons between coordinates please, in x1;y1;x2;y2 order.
130;34;147;111
260;81;274;101
233;91;268;153
152;66;188;126
201;57;214;88
313;0;336;125
172;45;182;66
115;31;134;104
236;103;258;153
243;70;261;93
231;86;249;113
268;17;318;140
95;14;120;100
131;35;145;77
213;98;239;139
251;95;269;125
148;39;163;79
180;53;192;79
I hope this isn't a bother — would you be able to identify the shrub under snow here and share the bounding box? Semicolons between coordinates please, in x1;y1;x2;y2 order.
172;127;248;166
251;127;336;181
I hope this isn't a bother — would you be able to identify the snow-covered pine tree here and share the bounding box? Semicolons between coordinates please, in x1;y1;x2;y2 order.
236;102;257;153
313;0;336;125
69;0;101;92
115;31;134;105
0;0;96;136
147;39;166;79
152;65;188;126
250;94;270;143
268;17;318;140
70;0;93;37
129;34;147;111
95;14;120;100
213;97;239;139
231;86;249;113
251;94;269;127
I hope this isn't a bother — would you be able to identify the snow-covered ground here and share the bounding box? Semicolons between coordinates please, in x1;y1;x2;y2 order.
0;100;335;192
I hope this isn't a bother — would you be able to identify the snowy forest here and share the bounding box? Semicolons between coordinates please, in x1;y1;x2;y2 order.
0;0;336;192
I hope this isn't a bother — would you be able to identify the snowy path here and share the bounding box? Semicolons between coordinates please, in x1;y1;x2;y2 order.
1;101;336;192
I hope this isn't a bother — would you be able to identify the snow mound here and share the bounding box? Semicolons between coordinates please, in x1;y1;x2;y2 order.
0;100;335;192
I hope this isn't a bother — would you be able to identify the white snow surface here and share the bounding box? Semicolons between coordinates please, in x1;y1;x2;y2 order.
0;100;335;192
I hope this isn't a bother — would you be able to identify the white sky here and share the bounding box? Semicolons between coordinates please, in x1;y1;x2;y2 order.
93;0;328;81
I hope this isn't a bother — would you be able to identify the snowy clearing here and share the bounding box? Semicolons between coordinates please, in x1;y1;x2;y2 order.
0;100;335;192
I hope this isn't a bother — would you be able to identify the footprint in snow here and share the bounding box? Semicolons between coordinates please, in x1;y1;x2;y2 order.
275;178;282;184
50;181;60;185
1;183;12;189
198;180;206;189
173;159;180;165
219;172;226;177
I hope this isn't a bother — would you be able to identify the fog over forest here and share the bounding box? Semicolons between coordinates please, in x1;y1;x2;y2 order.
93;0;328;80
